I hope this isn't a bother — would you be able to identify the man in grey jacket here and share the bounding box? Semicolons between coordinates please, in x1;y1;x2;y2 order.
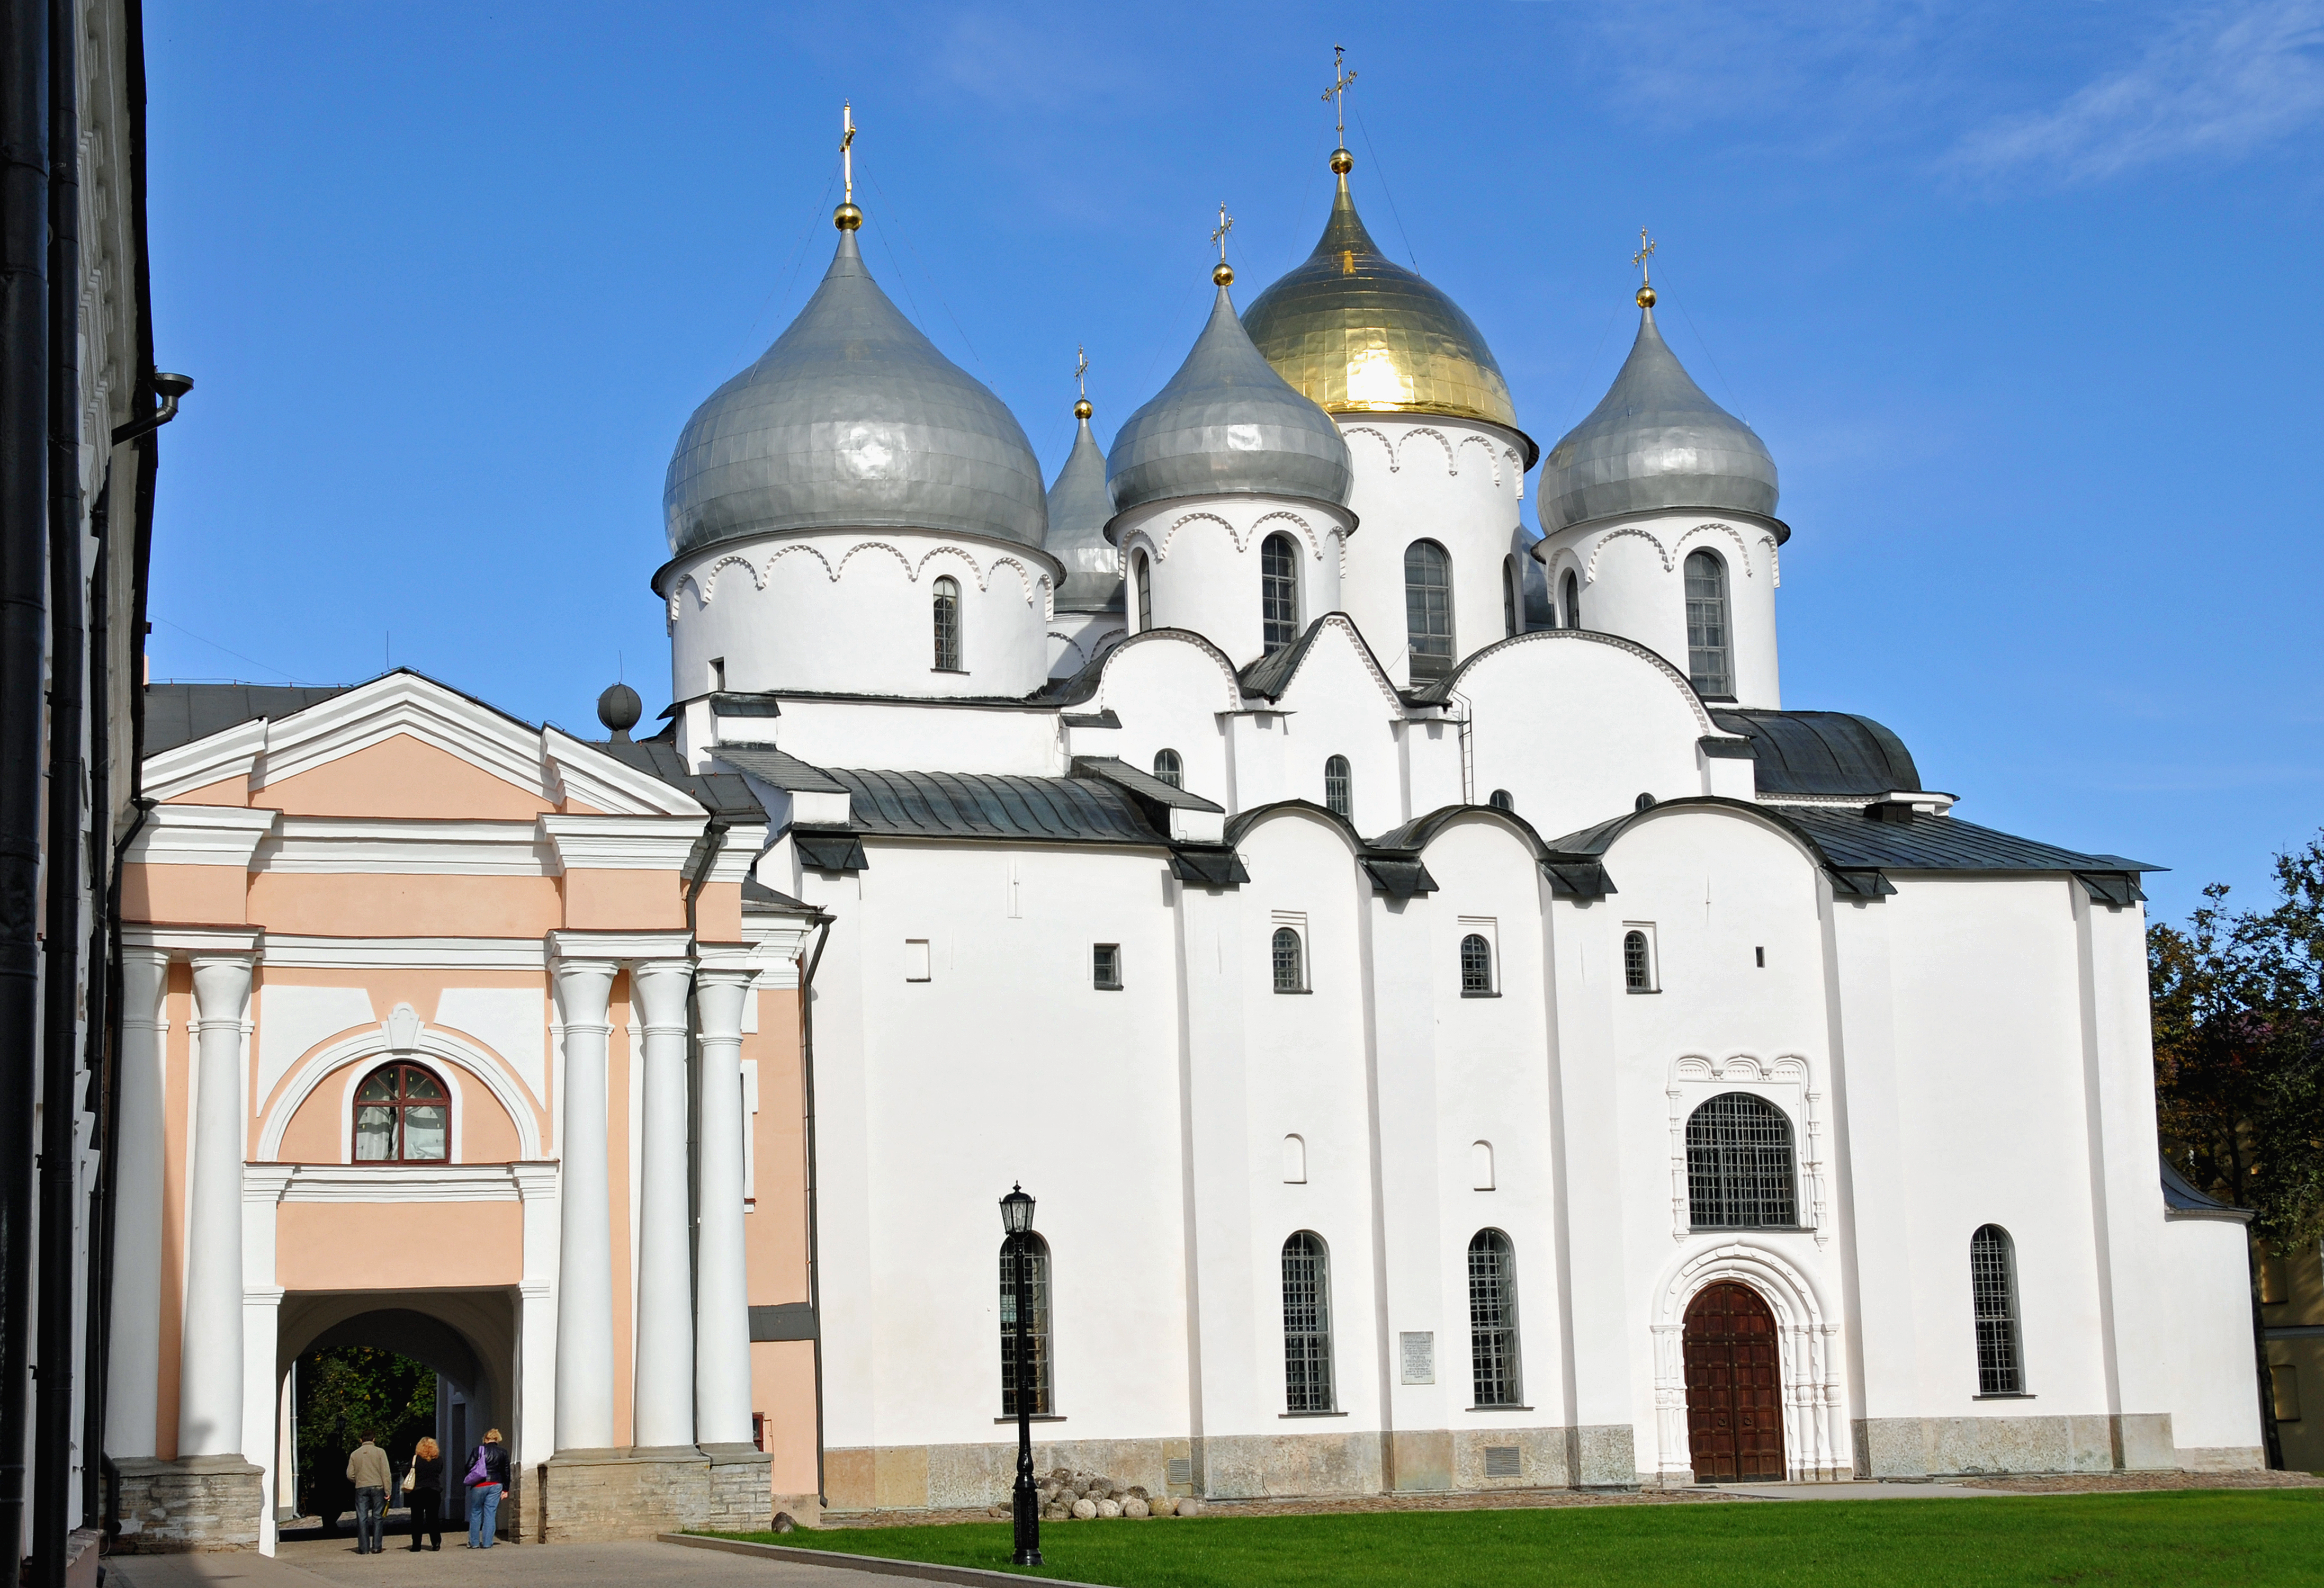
346;1433;392;1554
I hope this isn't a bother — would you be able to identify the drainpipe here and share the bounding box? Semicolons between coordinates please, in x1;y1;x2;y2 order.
0;0;53;1565
32;0;88;1569
796;913;831;1507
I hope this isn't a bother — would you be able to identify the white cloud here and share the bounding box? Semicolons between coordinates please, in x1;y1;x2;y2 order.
1950;1;2324;182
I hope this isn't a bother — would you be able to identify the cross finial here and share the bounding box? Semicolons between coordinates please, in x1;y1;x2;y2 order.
1073;345;1092;419
1210;203;1235;285
840;102;857;203
1632;227;1657;307
1323;44;1357;145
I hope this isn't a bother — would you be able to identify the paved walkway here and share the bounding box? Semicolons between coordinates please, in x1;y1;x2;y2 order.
109;1539;914;1588
1714;1481;2018;1501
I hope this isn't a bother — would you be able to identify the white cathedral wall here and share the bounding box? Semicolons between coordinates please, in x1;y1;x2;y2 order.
1047;609;1126;681
1334;416;1531;687
1115;494;1352;671
755;696;1064;778
666;529;1057;701
1537;512;1784;710
1221;634;1412;833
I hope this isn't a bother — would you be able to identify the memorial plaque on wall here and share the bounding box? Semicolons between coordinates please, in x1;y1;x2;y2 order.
1399;1331;1434;1385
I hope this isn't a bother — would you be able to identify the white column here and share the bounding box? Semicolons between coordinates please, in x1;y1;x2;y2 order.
105;946;171;1457
179;953;254;1457
692;965;756;1446
551;958;618;1452
514;1164;560;1482
631;958;697;1448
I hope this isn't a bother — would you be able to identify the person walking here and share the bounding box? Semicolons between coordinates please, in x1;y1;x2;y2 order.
405;1436;444;1551
346;1432;391;1555
462;1427;510;1548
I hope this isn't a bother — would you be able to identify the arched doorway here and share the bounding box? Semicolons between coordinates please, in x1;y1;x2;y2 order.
1683;1281;1784;1482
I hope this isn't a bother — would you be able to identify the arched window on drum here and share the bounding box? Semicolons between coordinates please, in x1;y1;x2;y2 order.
353;1062;450;1163
1404;540;1455;681
1684;549;1732;698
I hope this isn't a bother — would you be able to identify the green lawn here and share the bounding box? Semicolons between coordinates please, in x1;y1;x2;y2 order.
719;1490;2324;1587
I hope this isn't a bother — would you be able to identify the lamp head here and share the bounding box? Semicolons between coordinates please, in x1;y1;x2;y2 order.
999;1183;1035;1235
152;371;194;401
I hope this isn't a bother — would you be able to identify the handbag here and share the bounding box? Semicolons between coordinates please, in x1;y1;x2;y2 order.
402;1466;416;1494
465;1448;490;1487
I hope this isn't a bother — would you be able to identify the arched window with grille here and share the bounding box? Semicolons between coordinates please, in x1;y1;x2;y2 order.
1684;549;1732;698
1502;555;1520;638
1460;934;1494;995
1468;1229;1521;1407
1323;755;1351;820
1132;551;1153;634
999;1234;1053;1415
1282;1231;1334;1412
1970;1225;2025;1395
1152;748;1182;788
932;575;963;671
1261;532;1300;653
1623;929;1654;991
1562;570;1581;631
1404;540;1454;680
1272;927;1305;993
353;1062;450;1162
1685;1093;1797;1229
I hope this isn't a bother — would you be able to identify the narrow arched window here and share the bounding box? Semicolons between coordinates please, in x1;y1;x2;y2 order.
1404;540;1454;680
1562;571;1581;631
1133;550;1152;634
999;1233;1053;1415
1971;1225;2024;1395
1460;934;1493;995
1323;755;1351;820
1684;549;1732;698
1503;555;1520;638
1152;748;1182;789
1488;789;1514;812
1468;1230;1521;1407
1261;532;1300;653
1623;929;1653;991
1685;1093;1797;1229
932;576;963;671
1281;1134;1307;1184
1272;927;1305;992
1282;1232;1334;1412
353;1062;449;1163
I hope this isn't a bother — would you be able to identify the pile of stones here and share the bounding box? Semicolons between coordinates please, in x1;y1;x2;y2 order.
984;1468;1204;1521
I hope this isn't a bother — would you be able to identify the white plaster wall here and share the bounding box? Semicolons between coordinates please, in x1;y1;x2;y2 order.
667;528;1058;701
760;697;1064;778
2158;1217;2265;1452
1335;416;1532;687
1047;610;1127;681
1453;633;1716;840
1069;635;1243;806
1226;630;1408;833
1537;511;1783;708
1115;495;1351;672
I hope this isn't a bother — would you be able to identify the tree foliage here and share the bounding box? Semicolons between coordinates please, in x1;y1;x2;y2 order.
293;1345;437;1515
2150;831;2324;1242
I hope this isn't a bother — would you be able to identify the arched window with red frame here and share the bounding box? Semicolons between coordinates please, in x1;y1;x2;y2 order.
353;1062;450;1162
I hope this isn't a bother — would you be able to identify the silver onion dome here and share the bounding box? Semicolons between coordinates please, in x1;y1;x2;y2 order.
663;228;1048;557
1539;305;1779;534
1045;407;1121;612
1106;283;1353;517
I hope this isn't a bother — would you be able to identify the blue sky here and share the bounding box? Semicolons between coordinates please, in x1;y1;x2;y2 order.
140;1;2323;925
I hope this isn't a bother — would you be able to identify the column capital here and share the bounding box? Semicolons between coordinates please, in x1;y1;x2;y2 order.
546;928;694;963
124;924;262;958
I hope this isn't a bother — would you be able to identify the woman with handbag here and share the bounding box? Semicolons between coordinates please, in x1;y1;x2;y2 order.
463;1428;510;1548
405;1437;443;1551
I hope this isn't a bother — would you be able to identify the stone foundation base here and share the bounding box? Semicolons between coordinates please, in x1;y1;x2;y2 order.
1852;1412;2204;1478
111;1456;264;1553
534;1445;774;1542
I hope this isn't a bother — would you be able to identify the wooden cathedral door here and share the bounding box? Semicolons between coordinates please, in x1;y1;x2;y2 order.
1683;1281;1785;1482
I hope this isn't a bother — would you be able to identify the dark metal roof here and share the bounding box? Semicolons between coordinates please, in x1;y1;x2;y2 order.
1237;614;1400;704
144;683;352;754
1070;756;1224;812
826;768;1165;846
593;739;766;822
713;744;849;795
1709;708;1922;797
2160;1157;2251;1222
741;877;819;914
1548;796;2160;878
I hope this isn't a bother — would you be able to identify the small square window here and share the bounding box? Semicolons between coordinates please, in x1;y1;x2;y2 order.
904;939;931;982
1092;943;1123;990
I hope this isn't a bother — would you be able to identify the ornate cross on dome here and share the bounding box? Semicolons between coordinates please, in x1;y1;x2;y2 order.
1074;345;1089;398
840;101;857;204
1212;204;1234;261
1632;227;1655;286
1323;44;1357;145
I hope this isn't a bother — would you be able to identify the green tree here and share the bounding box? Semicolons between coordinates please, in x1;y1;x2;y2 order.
293;1345;437;1518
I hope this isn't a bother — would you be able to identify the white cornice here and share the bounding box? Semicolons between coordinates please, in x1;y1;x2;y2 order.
265;1163;541;1204
541;725;706;818
706;825;769;885
125;805;280;867
546;928;696;963
258;935;547;971
144;718;268;802
122;925;263;955
253;673;552;797
539;813;707;871
254;818;559;877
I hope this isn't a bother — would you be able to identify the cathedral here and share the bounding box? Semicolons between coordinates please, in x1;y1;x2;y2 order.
106;123;2262;1550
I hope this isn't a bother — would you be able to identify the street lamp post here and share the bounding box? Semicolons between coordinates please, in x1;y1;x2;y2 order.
999;1183;1042;1566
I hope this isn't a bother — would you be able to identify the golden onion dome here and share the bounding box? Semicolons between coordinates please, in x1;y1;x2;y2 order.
1242;154;1534;465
